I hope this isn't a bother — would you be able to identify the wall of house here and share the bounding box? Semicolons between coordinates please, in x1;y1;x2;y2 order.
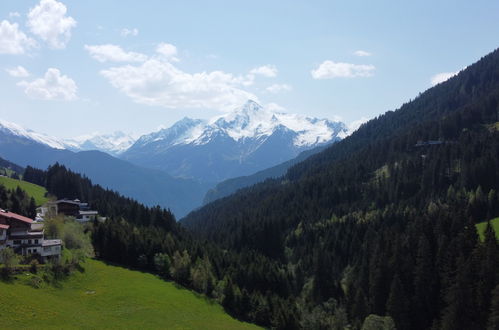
41;245;61;257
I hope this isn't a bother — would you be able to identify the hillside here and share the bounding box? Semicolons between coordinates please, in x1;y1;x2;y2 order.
203;144;329;204
180;48;499;329
0;259;258;329
0;176;49;206
0;156;24;176
476;217;499;241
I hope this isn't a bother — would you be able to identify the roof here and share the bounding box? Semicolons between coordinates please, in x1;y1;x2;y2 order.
0;210;34;224
0;224;9;229
52;200;81;205
79;210;98;215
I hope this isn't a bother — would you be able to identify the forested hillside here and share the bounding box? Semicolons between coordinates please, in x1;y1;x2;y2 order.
181;48;499;329
16;48;499;329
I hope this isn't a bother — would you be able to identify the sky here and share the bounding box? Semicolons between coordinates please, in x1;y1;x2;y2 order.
0;0;498;138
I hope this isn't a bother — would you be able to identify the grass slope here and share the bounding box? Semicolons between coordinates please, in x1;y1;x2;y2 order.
0;176;49;206
476;217;499;241
0;259;259;329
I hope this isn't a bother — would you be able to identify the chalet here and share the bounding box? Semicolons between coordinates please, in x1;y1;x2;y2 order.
47;199;99;222
0;209;61;261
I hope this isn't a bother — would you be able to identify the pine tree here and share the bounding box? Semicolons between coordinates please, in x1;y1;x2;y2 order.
487;284;499;330
386;274;409;330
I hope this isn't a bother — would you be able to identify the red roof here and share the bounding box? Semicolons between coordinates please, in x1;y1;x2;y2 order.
0;210;33;224
0;224;9;229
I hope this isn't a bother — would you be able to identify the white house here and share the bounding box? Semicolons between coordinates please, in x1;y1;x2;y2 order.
0;209;62;261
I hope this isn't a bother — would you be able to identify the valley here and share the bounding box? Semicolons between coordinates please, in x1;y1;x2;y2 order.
0;2;498;329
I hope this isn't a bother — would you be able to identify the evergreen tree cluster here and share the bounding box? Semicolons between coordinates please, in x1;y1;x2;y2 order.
0;185;36;218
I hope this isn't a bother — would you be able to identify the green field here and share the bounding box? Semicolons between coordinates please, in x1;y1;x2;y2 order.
0;259;259;329
476;217;499;241
0;176;49;206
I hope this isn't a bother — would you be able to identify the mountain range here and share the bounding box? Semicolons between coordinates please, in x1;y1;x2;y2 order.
0;123;209;217
0;101;348;215
122;100;348;182
65;131;137;156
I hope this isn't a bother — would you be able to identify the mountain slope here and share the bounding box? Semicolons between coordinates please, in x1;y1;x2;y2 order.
0;127;210;217
180;48;499;329
0;259;258;329
202;143;330;204
122;100;348;182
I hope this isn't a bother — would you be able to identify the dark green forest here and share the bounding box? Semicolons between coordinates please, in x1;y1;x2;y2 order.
16;48;499;329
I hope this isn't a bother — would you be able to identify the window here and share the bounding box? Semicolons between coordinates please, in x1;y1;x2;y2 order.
27;249;31;253
28;239;32;244
34;239;39;244
13;240;21;245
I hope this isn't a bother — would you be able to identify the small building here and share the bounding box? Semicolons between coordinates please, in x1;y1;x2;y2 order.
46;199;98;222
0;209;62;261
47;199;82;216
76;210;99;223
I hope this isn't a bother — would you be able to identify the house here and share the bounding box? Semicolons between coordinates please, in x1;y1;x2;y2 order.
0;209;62;261
47;199;83;216
47;199;99;222
76;210;98;223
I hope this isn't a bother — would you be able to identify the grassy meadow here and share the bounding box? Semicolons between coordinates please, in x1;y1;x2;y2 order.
476;217;499;241
0;259;259;329
0;175;49;206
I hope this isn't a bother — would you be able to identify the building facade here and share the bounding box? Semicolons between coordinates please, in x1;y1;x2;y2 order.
0;209;62;261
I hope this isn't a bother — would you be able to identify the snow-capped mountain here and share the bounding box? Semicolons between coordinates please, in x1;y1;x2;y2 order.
0;119;67;149
122;100;348;182
65;131;137;156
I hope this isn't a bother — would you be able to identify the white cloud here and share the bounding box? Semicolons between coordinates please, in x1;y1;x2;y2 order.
85;44;148;63
266;83;292;93
9;12;21;18
156;42;179;61
100;59;257;111
0;20;37;54
27;0;76;49
17;68;77;101
6;66;30;78
311;60;375;79
120;28;138;37
266;102;286;112
430;71;458;86
353;50;372;57
250;65;278;78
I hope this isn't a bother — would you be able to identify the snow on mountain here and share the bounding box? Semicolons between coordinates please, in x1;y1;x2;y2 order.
135;100;347;148
122;100;348;182
0;118;67;149
65;131;137;155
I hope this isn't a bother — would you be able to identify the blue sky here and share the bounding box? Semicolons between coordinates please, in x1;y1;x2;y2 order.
0;0;498;138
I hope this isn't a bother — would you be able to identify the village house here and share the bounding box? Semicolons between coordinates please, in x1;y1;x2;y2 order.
47;199;99;223
0;209;62;261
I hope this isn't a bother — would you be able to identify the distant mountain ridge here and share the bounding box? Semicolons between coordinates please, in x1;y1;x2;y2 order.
0;122;210;217
122;100;348;182
65;131;137;156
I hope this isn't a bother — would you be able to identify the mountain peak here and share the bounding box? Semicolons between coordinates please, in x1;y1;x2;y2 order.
0;118;67;149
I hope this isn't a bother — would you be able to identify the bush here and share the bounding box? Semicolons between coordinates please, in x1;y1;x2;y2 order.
30;259;39;274
28;275;43;289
